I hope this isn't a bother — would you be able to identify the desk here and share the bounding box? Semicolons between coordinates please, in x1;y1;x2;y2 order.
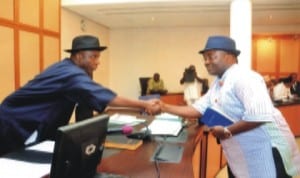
101;101;300;178
2;109;218;178
99;110;199;178
101;108;227;178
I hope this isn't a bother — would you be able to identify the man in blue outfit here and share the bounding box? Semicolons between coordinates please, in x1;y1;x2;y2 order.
0;35;160;156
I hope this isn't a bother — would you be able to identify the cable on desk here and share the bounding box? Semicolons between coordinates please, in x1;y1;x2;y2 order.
154;159;161;178
153;136;167;178
154;143;163;178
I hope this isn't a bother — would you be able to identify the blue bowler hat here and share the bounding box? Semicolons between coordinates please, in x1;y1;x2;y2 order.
199;36;240;56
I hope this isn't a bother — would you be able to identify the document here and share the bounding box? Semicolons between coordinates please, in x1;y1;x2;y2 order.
105;135;143;150
200;107;234;127
147;113;183;136
0;141;54;178
109;113;146;126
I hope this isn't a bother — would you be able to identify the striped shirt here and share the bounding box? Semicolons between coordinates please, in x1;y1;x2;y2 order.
193;64;300;178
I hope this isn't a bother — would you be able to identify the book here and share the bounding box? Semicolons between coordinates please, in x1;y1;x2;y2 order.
104;135;143;150
147;113;183;136
200;107;234;127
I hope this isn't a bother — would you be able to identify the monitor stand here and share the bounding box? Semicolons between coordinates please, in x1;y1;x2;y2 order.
94;172;129;178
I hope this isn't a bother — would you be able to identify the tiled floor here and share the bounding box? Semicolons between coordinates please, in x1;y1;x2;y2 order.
215;137;300;178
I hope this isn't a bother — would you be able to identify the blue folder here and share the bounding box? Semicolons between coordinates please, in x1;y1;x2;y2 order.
200;107;234;127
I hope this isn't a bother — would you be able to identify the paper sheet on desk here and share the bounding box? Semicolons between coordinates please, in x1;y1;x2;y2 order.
155;113;181;120
147;113;183;136
0;141;54;178
109;113;146;126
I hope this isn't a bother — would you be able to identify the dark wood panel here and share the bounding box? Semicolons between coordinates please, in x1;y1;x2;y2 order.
161;92;185;105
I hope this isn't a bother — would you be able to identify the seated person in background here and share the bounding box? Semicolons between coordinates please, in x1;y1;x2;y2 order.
289;73;300;97
147;73;168;95
180;65;208;105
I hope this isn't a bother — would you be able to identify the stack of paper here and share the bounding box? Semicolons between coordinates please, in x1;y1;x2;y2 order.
0;141;54;178
109;113;146;126
147;113;183;136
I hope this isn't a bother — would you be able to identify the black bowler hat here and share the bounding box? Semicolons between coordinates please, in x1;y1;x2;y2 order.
65;35;107;53
199;36;240;56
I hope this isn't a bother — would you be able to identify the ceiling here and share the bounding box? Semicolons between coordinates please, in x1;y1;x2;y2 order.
61;0;300;29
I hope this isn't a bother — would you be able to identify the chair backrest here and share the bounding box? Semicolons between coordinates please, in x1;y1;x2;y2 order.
139;77;151;96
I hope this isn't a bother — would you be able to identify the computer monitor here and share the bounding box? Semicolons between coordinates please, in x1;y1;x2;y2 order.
50;114;109;178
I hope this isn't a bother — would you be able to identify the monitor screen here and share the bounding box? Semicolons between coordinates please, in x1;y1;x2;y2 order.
50;114;109;178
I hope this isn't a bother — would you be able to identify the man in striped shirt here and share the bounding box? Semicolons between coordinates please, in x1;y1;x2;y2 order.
160;36;300;178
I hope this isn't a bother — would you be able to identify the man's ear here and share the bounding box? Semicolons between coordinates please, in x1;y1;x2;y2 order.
75;52;82;58
71;52;82;65
225;53;236;63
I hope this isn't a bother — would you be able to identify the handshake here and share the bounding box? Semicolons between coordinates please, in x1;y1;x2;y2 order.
143;99;164;115
139;97;200;119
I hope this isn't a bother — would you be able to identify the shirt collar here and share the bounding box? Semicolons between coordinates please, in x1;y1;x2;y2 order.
217;64;238;84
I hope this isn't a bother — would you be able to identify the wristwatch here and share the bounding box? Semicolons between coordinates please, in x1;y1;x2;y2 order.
223;127;232;138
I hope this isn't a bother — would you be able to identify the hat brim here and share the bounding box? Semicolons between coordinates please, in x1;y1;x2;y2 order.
64;46;107;53
198;48;240;56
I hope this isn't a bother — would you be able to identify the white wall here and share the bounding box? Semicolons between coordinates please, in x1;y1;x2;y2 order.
61;9;300;100
61;8;229;99
109;27;229;98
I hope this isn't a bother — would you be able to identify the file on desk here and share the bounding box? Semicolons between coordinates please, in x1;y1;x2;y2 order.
200;107;234;127
105;135;143;150
147;113;183;136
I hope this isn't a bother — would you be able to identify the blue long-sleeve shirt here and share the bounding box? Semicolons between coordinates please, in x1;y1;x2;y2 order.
0;58;116;144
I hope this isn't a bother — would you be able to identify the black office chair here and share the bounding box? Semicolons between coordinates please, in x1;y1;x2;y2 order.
139;77;150;96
